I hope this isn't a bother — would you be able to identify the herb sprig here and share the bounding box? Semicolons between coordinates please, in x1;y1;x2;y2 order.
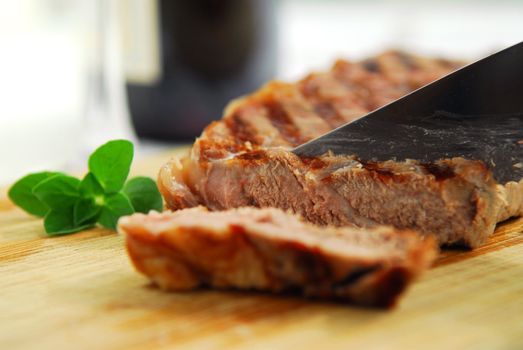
8;140;163;235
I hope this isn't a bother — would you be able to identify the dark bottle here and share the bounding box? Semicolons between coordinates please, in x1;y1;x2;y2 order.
125;0;277;140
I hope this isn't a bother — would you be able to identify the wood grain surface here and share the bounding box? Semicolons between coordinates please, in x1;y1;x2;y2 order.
1;148;522;350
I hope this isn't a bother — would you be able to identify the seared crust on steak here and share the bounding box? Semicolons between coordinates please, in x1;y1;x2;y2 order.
158;51;523;248
119;207;437;308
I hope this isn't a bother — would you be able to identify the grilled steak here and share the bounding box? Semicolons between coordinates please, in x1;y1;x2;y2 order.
120;207;437;308
158;51;523;247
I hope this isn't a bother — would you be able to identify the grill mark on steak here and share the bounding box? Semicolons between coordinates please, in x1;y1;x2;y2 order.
236;150;267;161
263;99;305;146
358;161;419;184
225;110;259;145
360;162;396;178
198;138;248;161
320;174;336;184
362;59;381;73
299;156;328;170
420;163;456;180
312;102;347;128
297;76;350;128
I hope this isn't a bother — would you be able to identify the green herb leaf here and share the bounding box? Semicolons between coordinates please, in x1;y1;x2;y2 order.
98;193;134;230
8;172;60;217
88;140;133;193
9;139;162;236
123;177;163;214
79;172;105;198
73;197;101;226
44;209;94;236
32;174;80;211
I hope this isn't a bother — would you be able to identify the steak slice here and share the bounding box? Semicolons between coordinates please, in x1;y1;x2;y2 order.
160;149;509;248
119;207;437;308
158;51;523;248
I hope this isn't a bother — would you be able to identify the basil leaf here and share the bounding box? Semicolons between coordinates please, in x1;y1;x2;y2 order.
79;172;105;198
32;174;80;210
123;177;163;214
88;140;133;193
98;192;134;230
8;171;60;217
73;197;101;225
44;209;94;236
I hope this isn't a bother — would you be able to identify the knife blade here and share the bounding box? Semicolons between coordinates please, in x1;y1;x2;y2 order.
293;42;523;184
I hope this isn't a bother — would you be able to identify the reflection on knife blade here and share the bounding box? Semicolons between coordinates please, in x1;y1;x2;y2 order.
293;42;523;183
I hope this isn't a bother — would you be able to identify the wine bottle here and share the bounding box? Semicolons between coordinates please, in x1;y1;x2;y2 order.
122;0;277;140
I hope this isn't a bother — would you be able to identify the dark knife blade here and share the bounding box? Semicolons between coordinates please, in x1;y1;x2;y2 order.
293;42;523;184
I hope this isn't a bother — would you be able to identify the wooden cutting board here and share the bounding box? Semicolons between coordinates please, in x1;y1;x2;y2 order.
1;148;522;350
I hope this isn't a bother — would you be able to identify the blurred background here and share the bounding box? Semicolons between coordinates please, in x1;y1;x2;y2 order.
0;0;522;184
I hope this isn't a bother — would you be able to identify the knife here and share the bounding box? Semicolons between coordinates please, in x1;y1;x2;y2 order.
293;42;523;184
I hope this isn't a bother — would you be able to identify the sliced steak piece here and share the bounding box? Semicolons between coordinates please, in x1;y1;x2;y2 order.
157;51;523;248
159;148;507;248
119;207;437;308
